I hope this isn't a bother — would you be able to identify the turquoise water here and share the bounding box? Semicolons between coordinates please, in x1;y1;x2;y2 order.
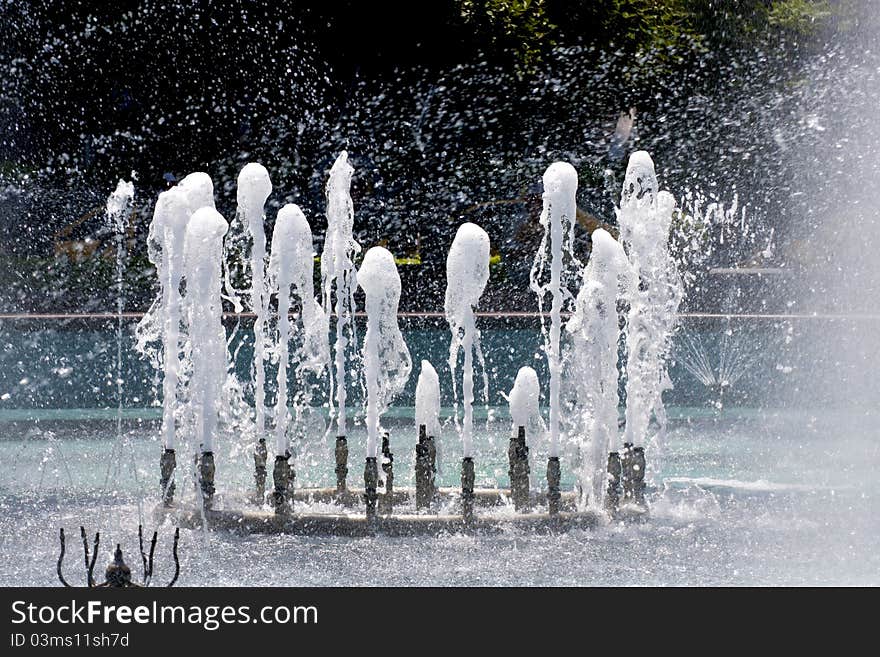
1;315;873;413
1;317;878;585
1;407;878;586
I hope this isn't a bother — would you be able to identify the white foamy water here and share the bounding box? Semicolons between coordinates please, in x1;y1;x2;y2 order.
142;187;190;450
530;162;581;458
664;477;822;492
236;163;273;440
415;359;442;472
135;172;216;453
321;152;360;438
183;207;229;454
178;171;216;213
103;179;136;504
564;228;632;508
268;204;329;456
507;365;541;435
106;179;134;219
415;359;441;434
357;246;411;458
445;222;490;458
618;152;683;475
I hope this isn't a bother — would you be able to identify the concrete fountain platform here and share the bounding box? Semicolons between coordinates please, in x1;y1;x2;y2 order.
154;487;647;537
288;485;571;507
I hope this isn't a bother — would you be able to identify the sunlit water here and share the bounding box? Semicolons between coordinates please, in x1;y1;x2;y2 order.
1;407;877;586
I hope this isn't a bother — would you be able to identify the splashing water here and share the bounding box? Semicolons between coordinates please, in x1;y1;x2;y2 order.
530;162;582;458
415;359;442;472
183;207;229;456
107;180;134;439
445;222;490;458
179;172;216;214
135;172;217;466
619;152;683;476
176;172;250;443
139;187;190;451
563;228;632;509
506;365;544;490
103;179;135;485
321;152;360;439
506;366;542;437
102;177;146;529
415;360;441;437
356;246;411;458
236;163;273;442
268;203;329;457
678;321;770;409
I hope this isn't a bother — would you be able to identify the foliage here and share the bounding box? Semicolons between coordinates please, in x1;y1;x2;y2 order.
601;0;703;53
459;0;558;70
766;0;834;36
457;1;851;69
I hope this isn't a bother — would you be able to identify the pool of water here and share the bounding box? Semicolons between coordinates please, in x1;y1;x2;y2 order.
2;406;877;586
3;314;877;413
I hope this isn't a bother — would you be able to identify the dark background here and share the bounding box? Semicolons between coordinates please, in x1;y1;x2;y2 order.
0;0;875;313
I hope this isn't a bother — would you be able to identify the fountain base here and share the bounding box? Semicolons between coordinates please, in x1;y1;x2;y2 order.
153;485;648;537
155;504;602;537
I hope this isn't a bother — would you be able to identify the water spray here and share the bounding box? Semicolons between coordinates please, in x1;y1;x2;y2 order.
415;360;441;510
322;152;360;469
445;222;490;522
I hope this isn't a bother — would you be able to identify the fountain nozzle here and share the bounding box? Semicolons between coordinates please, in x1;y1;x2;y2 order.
605;451;622;514
621;442;634;502
363;457;379;527
547;456;561;516
632;446;647;507
461;457;475;523
271;452;293;515
159;448;176;506
509;426;530;512
335;436;349;492
198;451;215;511
380;433;394;515
415;425;434;510
253;439;267;504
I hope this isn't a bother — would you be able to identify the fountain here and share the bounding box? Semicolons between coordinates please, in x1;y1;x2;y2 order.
445;222;491;522
356;246;412;522
4;3;877;589
182;207;229;511
530;161;581;515
564;228;632;513
618;152;683;481
321;152;360;494
234;163;274;500
136;171;218;504
135;149;690;536
677;284;778;410
103;180;135;495
266;203;329;512
414;360;441;509
506;366;541;511
142;186;190;504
